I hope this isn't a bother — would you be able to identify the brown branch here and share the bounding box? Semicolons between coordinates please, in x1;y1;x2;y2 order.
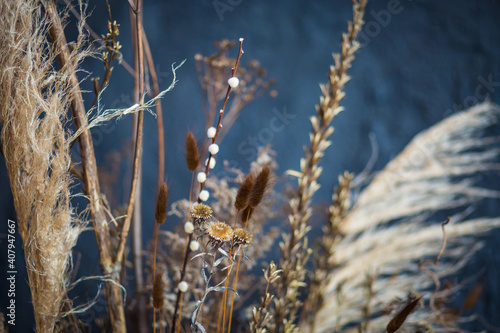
43;1;126;331
171;38;245;333
198;39;245;199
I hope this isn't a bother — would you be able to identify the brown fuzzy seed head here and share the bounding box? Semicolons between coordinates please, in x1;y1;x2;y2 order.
206;222;234;246
249;165;271;208
152;273;164;309
185;131;199;172
190;203;213;225
155;183;168;224
241;206;253;223
233;228;253;246
234;173;254;211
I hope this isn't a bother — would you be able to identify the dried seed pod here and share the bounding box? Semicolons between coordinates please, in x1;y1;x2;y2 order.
152;273;164;309
155;183;168;224
206;221;234;247
190;203;213;226
249;165;271;208
234;173;254;211
185;131;199;172
233;228;253;247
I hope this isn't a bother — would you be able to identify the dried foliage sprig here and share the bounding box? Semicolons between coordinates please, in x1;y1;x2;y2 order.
250;262;282;333
0;0;85;330
195;39;276;151
171;38;245;333
275;0;367;330
303;171;353;331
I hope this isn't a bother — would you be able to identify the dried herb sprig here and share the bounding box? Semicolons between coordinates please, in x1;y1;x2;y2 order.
250;262;282;333
275;0;367;331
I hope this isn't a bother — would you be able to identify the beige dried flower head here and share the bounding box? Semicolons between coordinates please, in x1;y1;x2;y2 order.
206;221;234;247
190;203;213;226
233;228;253;247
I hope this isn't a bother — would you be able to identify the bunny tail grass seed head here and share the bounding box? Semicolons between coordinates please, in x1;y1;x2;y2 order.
191;203;213;225
153;273;164;309
185;131;199;172
155;182;168;224
233;228;253;247
206;221;234;247
241;206;253;223
249;165;271;209
235;172;255;211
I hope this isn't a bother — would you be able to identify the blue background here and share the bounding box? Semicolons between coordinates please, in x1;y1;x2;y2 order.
1;0;500;331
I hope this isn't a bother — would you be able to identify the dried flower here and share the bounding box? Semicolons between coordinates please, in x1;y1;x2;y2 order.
152;273;164;309
185;131;200;172
206;221;234;247
155;182;168;224
233;228;253;247
207;126;217;138
199;190;210;201
190;203;213;225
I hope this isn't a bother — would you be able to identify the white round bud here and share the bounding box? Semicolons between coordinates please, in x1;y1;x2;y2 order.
239;37;244;42
208;144;219;155
228;77;239;88
178;281;188;293
205;158;216;169
189;240;200;251
199;190;209;202
184;221;194;234
197;172;207;183
207;127;217;138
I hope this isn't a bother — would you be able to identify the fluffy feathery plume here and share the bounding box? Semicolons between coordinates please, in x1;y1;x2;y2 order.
0;1;84;330
314;102;500;332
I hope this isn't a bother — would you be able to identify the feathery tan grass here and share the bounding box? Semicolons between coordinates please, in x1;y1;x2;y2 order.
314;102;500;332
0;0;84;331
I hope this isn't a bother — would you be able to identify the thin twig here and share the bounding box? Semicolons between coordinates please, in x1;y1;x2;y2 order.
115;0;145;266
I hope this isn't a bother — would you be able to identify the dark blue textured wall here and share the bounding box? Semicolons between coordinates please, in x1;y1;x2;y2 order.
1;0;500;331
